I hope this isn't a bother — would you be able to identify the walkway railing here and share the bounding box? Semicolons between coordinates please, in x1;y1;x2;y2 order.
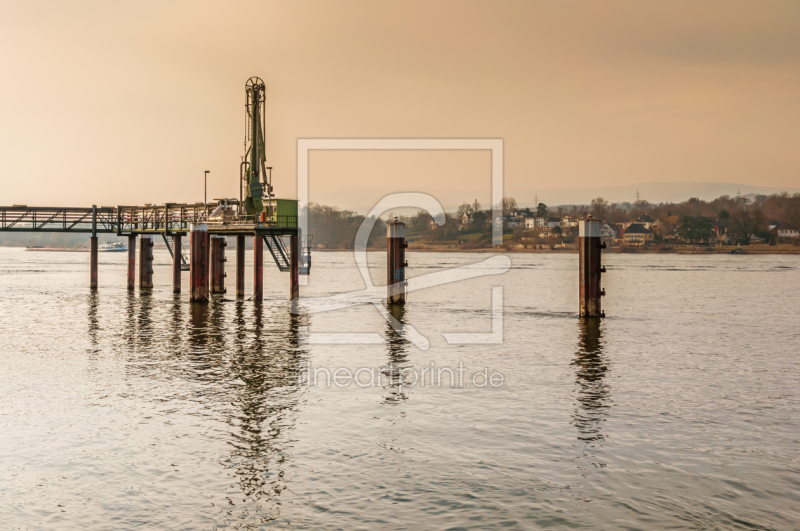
0;204;298;233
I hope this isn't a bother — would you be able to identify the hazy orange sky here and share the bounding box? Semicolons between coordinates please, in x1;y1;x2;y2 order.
1;0;798;210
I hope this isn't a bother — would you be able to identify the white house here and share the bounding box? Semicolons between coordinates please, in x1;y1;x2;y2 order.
776;223;799;239
524;217;536;229
600;223;616;241
560;216;578;227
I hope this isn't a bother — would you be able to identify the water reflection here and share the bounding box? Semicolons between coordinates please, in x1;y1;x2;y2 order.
87;291;100;351
186;302;231;384
382;304;410;405
221;307;308;525
234;301;247;346
170;299;183;349
138;293;154;346
124;292;137;347
188;302;209;355
207;301;227;368
572;318;611;448
121;298;310;525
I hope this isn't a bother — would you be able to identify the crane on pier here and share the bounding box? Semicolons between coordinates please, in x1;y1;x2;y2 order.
238;76;309;273
241;77;274;220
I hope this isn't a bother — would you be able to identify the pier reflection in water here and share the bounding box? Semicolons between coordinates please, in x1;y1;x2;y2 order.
116;298;309;526
223;307;305;522
4;249;799;530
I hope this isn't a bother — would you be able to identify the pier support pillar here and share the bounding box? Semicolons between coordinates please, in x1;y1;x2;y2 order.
578;216;605;318
387;218;407;305
127;235;137;290
236;235;245;298
172;234;182;294
190;224;209;302
90;236;98;290
253;235;263;302
210;235;227;295
139;235;154;290
290;234;299;300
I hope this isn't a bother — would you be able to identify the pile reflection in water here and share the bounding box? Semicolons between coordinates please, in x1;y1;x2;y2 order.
572;318;612;451
3;249;797;529
382;304;411;405
123;298;309;526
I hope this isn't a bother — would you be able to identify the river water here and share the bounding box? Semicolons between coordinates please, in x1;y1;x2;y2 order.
1;247;798;530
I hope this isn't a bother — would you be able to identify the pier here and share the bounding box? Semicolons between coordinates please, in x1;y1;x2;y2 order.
0;202;307;301
3;204;608;316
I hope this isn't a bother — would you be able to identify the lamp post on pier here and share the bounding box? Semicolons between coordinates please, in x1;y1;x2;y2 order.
204;170;210;205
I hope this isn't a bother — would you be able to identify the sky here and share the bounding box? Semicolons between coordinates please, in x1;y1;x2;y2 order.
1;0;798;211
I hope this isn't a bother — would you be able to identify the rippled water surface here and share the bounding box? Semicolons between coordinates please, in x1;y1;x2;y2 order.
1;247;799;529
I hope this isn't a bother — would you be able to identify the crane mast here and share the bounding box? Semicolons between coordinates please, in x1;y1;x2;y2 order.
241;77;273;219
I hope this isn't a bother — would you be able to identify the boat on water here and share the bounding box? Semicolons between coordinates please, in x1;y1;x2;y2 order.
24;241;128;252
99;241;127;252
25;246;86;252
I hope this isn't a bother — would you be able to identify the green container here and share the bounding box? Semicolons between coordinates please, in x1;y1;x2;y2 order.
269;199;298;228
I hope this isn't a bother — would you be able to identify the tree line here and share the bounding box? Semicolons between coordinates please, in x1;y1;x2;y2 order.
307;202;385;249
309;192;800;247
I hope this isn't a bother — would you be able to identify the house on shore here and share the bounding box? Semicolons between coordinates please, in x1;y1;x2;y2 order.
600;223;616;244
560;216;578;228
712;222;732;244
774;223;800;240
623;223;654;246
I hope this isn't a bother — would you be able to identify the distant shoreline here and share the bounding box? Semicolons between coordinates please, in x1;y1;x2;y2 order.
4;244;799;255
314;245;800;255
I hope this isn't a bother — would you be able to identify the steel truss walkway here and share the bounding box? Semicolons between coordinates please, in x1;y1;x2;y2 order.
0;203;309;274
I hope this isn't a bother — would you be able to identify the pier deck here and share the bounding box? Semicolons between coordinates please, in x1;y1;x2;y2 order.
0;203;305;300
0;204;299;237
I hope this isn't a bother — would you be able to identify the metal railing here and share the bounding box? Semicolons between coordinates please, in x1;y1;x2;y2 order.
117;203;212;233
0;204;298;233
0;206;117;233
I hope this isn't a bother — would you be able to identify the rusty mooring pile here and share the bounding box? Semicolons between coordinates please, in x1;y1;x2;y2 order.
387;218;408;305
578;216;605;318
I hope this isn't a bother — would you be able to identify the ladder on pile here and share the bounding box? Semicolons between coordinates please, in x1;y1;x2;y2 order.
162;234;190;271
263;235;290;272
263;235;311;275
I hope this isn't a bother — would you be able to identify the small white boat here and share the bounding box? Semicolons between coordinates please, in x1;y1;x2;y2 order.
99;242;128;252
